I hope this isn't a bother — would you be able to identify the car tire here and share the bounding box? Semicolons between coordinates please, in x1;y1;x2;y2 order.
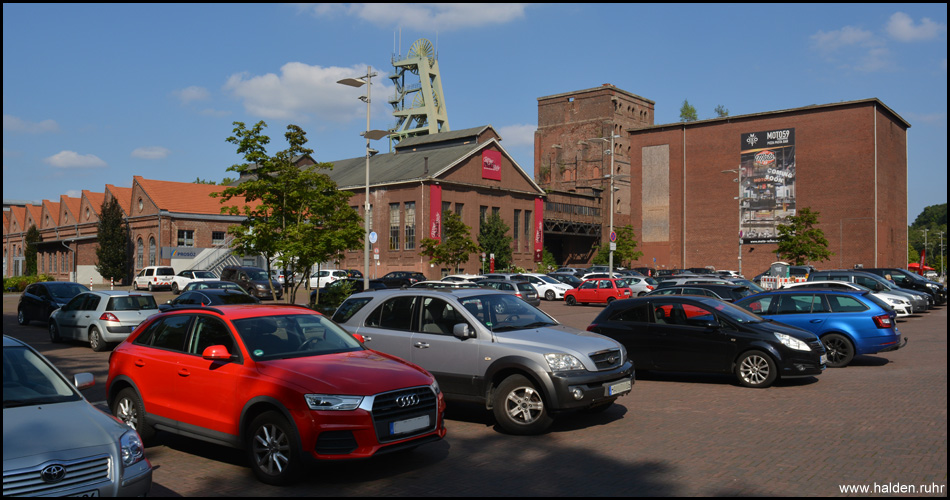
565;295;576;306
637;291;646;297
112;388;155;442
17;308;29;326
607;296;617;304
133;281;139;291
49;321;62;343
545;290;555;301
735;350;777;388
247;412;302;486
147;282;154;292
172;283;180;295
822;333;854;368
89;327;107;352
492;374;553;435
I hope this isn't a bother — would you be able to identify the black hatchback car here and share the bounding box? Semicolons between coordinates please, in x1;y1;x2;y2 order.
17;281;89;325
587;296;826;388
647;283;755;302
159;289;260;311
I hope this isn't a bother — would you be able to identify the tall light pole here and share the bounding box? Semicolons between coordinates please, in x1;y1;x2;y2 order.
338;67;390;289
588;134;621;277
721;168;742;276
921;228;929;276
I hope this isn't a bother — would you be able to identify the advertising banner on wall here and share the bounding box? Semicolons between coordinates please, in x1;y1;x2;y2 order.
482;150;502;181
534;197;544;262
429;184;442;242
739;128;796;244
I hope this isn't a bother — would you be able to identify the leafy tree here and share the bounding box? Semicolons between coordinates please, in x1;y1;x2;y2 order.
714;104;729;117
614;225;644;267
194;177;216;184
95;198;131;284
776;207;833;265
24;225;40;275
419;212;479;273
478;213;513;271
679;99;698;122
214;121;363;304
537;247;557;273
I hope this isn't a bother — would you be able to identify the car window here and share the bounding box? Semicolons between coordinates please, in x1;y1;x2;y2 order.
188;316;237;356
158;268;175;275
609;303;650;323
108;295;157;311
174;292;197;305
740;296;773;314
420;298;469;335
333;297;373;324
149;315;193;352
214;293;259;305
827;295;869;313
63;293;88;311
775;294;818;314
194;271;216;279
3;346;80;407
82;294;102;311
47;283;87;299
367;296;417;330
580;281;597;290
598;280;614;289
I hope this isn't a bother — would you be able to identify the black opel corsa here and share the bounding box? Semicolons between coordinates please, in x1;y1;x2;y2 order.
586;296;826;388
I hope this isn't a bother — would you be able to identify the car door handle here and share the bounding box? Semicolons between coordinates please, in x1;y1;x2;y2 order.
134;359;145;367
178;369;190;377
414;342;430;349
810;319;823;323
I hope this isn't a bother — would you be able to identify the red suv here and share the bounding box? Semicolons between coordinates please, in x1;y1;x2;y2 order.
564;278;633;306
106;304;445;485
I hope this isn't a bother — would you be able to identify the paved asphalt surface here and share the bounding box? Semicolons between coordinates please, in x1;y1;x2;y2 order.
3;288;947;496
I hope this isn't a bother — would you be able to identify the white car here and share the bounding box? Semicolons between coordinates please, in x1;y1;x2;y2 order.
618;276;656;297
132;266;176;292
512;273;574;301
442;274;485;282
308;269;349;289
781;280;913;316
170;269;218;294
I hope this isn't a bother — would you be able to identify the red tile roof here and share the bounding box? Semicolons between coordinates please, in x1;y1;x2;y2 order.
42;200;61;228
60;195;82;224
106;185;133;216
133;176;255;215
82;190;105;217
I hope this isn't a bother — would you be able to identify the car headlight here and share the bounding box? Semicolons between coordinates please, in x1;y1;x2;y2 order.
256;283;267;290
774;332;811;351
430;380;441;395
544;353;585;371
305;394;364;411
120;430;145;467
926;283;937;289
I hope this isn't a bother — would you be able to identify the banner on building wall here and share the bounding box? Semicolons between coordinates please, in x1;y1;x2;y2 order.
429;184;442;242
482;150;502;181
161;247;205;259
534;197;544;262
739;128;796;244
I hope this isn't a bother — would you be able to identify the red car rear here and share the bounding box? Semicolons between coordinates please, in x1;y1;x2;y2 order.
106;304;445;485
564;278;633;306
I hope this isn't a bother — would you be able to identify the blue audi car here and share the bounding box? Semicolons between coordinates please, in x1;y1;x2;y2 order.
735;290;906;368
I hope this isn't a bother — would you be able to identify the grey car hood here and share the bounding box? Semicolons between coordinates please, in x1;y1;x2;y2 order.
493;324;622;357
3;400;123;462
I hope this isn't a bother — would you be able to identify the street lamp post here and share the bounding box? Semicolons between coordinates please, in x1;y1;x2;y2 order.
338;67;390;290
588;135;621;277
721;169;742;276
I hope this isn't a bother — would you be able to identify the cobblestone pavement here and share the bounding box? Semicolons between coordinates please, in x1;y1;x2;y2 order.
4;290;946;496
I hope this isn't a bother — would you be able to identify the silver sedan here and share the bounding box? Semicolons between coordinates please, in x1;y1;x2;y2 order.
48;291;160;351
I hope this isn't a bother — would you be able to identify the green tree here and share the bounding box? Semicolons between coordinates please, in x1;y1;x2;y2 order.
776;207;833;265
24;225;40;275
537;247;558;273
679;99;698;122
419;212;480;273
95;197;131;284
614;225;644;267
714;104;729;118
214;121;363;304
478;213;513;271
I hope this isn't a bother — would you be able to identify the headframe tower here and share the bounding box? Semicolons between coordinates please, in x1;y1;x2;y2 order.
388;38;450;148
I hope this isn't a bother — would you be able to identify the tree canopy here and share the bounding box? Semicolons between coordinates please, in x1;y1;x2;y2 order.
776;207;833;266
478;213;513;271
419;211;480;274
679;99;698;122
95;197;131;283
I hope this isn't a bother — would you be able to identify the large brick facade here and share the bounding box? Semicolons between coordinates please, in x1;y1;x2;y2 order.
626;99;909;275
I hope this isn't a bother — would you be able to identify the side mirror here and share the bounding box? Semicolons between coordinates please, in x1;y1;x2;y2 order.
352;333;370;344
700;320;720;330
201;345;233;361
453;323;475;340
73;372;95;390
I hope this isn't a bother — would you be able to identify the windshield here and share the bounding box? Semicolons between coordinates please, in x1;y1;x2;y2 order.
733;279;764;292
710;300;768;324
213;293;259;305
194;271;216;279
536;276;560;284
3;346;81;408
47;283;88;300
458;294;557;332
233;314;363;360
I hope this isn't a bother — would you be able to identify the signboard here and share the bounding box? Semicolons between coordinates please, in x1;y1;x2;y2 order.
482;150;502;181
429;184;442;242
161;247;205;259
739;128;796;244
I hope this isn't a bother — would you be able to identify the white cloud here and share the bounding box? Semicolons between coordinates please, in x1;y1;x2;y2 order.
65;190;82;198
496;124;536;147
44;151;107;168
886;12;946;42
3;114;59;133
224;62;393;122
310;3;527;31
810;25;894;72
174;85;211;104
131;146;171;159
810;26;877;53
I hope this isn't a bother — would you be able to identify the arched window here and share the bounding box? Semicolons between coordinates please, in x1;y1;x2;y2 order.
137;238;144;268
149;237;156;266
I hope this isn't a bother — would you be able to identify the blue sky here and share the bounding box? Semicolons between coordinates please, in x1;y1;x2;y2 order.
3;4;946;221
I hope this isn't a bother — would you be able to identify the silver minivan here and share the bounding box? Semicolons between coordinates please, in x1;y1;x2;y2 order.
333;289;634;435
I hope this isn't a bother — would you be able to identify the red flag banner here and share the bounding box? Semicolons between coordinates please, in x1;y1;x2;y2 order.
534;197;544;262
429;184;442;242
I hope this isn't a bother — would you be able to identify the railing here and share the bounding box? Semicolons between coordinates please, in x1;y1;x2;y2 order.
190;235;236;273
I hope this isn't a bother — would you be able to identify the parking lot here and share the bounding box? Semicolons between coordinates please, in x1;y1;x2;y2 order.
3;289;947;496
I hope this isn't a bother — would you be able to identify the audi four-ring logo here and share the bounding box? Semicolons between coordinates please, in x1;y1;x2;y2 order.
396;394;420;407
41;464;66;483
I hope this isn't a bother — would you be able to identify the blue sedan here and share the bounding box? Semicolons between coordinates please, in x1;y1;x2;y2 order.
735;290;906;368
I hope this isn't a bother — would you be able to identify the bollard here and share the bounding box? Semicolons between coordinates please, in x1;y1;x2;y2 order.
90;277;93;290
111;277;114;291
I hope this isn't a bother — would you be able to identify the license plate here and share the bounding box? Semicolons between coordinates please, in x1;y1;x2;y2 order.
69;491;100;497
390;415;430;435
820;354;827;365
606;379;632;396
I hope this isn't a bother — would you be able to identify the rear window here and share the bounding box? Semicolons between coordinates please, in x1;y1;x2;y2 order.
108;295;158;311
158;268;175;276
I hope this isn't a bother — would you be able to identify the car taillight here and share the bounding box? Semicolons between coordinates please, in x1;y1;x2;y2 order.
100;312;120;322
872;314;892;328
586;324;597;332
647;285;655;290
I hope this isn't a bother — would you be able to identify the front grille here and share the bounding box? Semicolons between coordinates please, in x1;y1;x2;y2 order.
371;386;438;443
3;454;110;497
808;339;826;353
589;348;624;370
315;431;358;455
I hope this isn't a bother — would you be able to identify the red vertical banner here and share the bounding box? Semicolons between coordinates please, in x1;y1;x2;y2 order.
482;150;502;181
429;184;442;242
534;197;544;262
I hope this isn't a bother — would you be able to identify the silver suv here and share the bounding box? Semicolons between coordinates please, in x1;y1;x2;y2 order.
332;289;634;435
